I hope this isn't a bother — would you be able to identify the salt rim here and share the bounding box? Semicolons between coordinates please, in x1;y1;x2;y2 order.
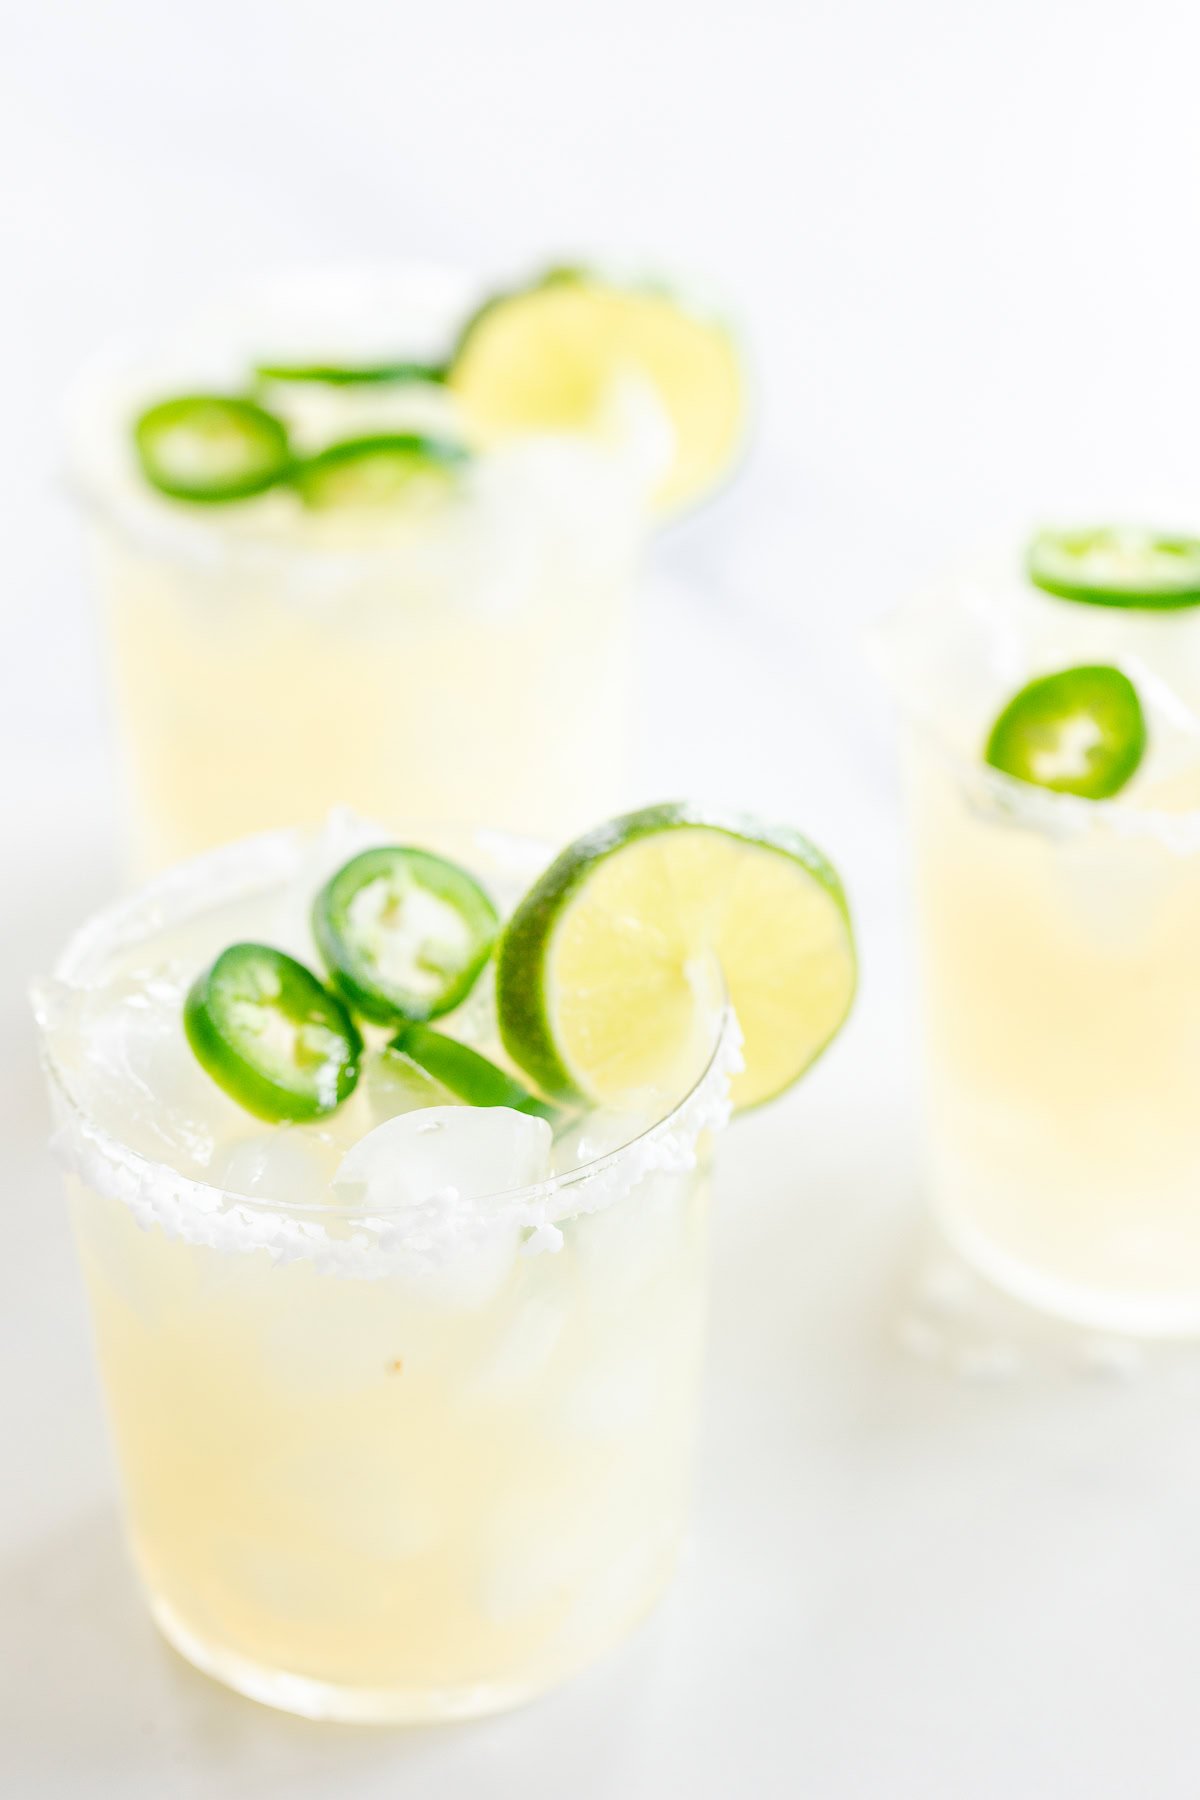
66;262;655;579
66;265;474;571
34;822;744;1279
908;713;1200;857
41;1012;741;1280
870;579;1200;858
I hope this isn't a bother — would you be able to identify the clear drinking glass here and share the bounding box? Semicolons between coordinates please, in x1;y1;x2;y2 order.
32;825;738;1721
70;270;645;872
881;568;1200;1334
903;729;1200;1333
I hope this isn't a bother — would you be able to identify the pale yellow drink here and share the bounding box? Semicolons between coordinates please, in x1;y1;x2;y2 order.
888;567;1200;1333
907;733;1200;1332
71;272;644;871
34;823;738;1720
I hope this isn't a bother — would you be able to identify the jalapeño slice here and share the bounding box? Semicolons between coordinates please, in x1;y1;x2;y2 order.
984;665;1147;800
290;434;467;511
254;359;448;386
184;943;361;1122
390;1023;556;1120
313;847;499;1025
1027;528;1200;610
134;395;291;502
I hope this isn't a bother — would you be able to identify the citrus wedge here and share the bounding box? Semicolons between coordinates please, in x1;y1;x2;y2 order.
496;804;855;1111
447;271;745;515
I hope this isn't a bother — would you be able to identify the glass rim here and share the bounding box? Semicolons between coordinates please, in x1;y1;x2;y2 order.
64;261;652;575
869;607;1200;848
33;820;740;1231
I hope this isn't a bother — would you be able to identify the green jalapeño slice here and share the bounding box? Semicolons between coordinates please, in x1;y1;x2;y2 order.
254;359;448;386
1027;528;1200;610
984;665;1147;799
134;395;291;502
390;1023;556;1120
313;847;499;1025
291;434;467;512
184;943;362;1122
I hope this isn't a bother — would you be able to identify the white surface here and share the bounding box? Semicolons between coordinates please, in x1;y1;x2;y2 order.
5;1;1200;1794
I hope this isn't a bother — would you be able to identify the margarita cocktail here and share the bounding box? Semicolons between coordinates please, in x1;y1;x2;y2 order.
34;805;853;1719
886;529;1200;1333
71;267;745;870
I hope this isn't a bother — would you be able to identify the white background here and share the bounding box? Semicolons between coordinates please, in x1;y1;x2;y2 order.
5;2;1200;1794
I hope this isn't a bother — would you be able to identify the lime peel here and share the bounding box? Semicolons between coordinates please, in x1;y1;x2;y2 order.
496;803;855;1112
447;269;746;516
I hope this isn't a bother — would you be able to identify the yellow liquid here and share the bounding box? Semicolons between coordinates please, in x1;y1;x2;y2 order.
907;735;1200;1333
74;271;647;871
71;1163;709;1718
92;478;635;873
39;819;732;1719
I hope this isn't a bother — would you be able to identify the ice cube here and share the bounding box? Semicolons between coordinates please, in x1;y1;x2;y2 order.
553;1347;658;1440
216;1538;386;1625
363;1046;457;1124
567;1167;694;1305
68;967;233;1171
548;1517;678;1658
1056;836;1164;950
267;808;389;962
594;365;675;500
278;378;458;456
465;1289;571;1402
215;1129;337;1206
441;964;498;1049
480;1476;668;1630
71;1185;165;1325
479;1533;576;1627
258;1265;454;1388
278;1447;442;1561
551;1106;653;1176
333;1105;552;1211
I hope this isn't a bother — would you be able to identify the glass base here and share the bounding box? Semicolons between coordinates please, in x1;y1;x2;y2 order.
149;1579;670;1724
151;1595;553;1722
936;1202;1200;1340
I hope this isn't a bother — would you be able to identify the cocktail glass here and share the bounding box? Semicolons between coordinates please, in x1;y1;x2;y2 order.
880;571;1200;1334
70;270;646;872
32;823;739;1721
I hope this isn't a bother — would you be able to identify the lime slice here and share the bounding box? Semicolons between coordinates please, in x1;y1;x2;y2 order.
313;847;499;1026
134;395;291;502
365;1044;458;1118
291;434;467;512
184;943;361;1122
390;1023;556;1120
447;269;745;515
254;359;448;387
496;804;856;1111
1027;528;1200;609
984;664;1146;799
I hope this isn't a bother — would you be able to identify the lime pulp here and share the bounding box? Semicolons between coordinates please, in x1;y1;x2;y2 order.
495;802;856;1111
446;269;745;516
